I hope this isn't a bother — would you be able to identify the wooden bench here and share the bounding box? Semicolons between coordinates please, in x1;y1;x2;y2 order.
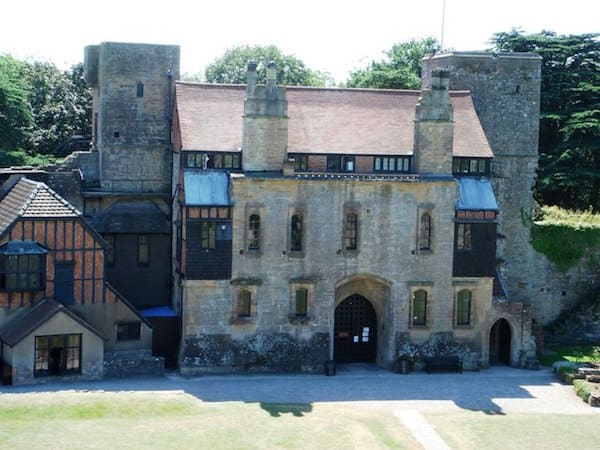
424;356;462;373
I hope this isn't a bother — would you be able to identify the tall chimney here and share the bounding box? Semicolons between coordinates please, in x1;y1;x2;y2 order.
246;60;257;97
242;62;288;172
413;69;454;176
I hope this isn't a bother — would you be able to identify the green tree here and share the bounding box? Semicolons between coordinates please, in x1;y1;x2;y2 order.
491;30;600;210
347;37;440;89
21;61;92;157
0;55;33;153
205;45;329;86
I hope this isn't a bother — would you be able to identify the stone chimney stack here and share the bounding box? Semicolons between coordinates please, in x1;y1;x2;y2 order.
413;69;454;176
266;61;277;86
246;60;257;97
242;61;288;172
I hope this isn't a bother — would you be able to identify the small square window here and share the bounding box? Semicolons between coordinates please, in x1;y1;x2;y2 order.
117;322;141;341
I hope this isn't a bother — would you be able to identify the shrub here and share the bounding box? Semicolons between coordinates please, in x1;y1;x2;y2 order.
573;379;592;402
557;365;577;384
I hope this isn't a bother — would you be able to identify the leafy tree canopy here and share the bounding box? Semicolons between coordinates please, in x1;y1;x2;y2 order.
491;30;600;210
0;55;33;153
346;37;440;89
0;56;91;166
205;45;333;87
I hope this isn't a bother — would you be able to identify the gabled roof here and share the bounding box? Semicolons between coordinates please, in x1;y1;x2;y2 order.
0;177;81;236
175;82;493;158
96;200;170;233
0;298;105;347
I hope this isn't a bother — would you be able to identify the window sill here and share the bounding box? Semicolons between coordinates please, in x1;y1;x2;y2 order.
288;315;311;325
230;316;255;325
286;251;305;259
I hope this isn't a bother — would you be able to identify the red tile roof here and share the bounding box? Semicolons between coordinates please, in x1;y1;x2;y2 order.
0;177;81;236
175;82;493;158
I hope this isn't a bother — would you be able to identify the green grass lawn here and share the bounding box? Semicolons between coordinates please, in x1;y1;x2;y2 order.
539;344;599;366
0;391;418;449
1;390;598;450
428;412;600;450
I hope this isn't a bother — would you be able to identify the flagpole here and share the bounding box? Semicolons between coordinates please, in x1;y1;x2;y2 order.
440;0;447;50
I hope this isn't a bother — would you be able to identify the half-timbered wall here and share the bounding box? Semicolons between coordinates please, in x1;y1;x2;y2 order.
0;218;113;309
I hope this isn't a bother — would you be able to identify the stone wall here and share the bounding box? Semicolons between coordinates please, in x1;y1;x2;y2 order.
422;52;560;322
104;350;164;378
178;174;533;372
84;42;180;193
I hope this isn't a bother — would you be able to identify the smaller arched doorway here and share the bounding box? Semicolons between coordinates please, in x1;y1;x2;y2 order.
489;318;511;365
334;294;377;363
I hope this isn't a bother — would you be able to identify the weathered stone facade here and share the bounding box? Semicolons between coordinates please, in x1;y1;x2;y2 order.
4;43;561;379
173;55;541;374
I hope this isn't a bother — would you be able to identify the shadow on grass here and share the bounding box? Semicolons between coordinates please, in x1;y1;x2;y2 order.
258;402;313;417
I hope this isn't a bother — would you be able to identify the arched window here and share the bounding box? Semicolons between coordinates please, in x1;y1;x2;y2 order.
290;213;303;252
419;212;431;251
248;214;260;250
344;212;358;250
456;290;472;325
412;290;427;326
237;290;251;317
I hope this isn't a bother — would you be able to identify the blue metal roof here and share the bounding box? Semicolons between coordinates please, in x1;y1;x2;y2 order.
140;306;178;318
0;240;49;255
457;178;498;211
183;171;231;206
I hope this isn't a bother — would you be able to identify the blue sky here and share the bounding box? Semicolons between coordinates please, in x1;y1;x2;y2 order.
2;0;598;82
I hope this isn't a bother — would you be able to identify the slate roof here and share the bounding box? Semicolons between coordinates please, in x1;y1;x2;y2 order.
175;83;493;158
0;177;81;236
0;298;105;347
96;200;170;233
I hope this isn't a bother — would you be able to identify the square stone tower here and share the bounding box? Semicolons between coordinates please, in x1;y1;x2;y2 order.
84;42;180;192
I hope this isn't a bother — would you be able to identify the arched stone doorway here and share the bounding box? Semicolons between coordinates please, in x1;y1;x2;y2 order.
489;318;511;365
334;294;377;363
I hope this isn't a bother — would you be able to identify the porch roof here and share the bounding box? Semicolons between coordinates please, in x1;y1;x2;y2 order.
183;171;231;206
456;178;498;211
0;299;105;347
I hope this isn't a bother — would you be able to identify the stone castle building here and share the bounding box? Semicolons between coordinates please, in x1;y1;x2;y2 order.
2;42;553;381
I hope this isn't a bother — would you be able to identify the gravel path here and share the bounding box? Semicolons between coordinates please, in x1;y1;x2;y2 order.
1;365;597;415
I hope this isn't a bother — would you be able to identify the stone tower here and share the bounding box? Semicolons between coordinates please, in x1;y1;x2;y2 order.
414;69;454;176
242;62;288;172
422;52;542;307
84;42;180;192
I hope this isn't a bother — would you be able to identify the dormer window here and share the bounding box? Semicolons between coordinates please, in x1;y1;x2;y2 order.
0;241;48;291
184;151;241;170
327;155;355;173
453;158;490;176
374;156;411;173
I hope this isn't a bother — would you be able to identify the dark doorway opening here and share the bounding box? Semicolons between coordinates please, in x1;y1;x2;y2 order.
54;261;75;304
334;294;377;363
49;347;62;375
489;318;511;365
